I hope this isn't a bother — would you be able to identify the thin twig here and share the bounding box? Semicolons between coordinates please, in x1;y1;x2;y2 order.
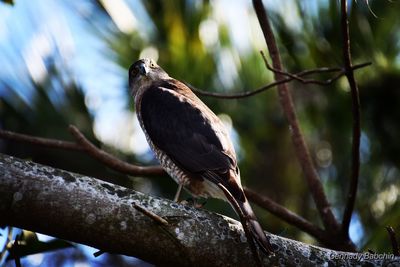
260;51;371;86
189;62;370;99
133;204;169;226
386;226;400;256
260;51;342;85
189;78;294;99
340;0;362;238
68;125;165;176
252;0;340;232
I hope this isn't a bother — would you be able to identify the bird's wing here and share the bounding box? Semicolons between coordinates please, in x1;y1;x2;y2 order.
140;81;235;177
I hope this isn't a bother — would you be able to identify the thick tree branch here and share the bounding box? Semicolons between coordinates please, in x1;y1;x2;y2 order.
340;0;362;238
0;153;398;266
252;0;340;233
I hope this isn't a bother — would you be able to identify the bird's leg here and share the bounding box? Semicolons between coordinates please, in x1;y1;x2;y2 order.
173;183;183;202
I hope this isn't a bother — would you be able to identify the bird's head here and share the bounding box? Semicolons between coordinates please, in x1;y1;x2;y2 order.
129;58;169;97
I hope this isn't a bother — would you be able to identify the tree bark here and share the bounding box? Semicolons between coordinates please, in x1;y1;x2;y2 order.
0;153;398;266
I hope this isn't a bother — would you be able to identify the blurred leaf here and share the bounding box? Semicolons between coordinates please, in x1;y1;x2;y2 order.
0;0;13;6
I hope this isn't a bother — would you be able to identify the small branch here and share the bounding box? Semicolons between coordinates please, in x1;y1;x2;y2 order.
340;0;362;238
189;62;370;99
0;127;165;176
260;51;342;85
244;188;326;242
133;204;169;226
386;226;400;256
0;129;83;151
68;125;165;176
260;52;371;86
189;78;294;99
252;0;340;232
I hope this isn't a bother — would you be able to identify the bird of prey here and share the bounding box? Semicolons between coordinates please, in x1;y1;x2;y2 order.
129;58;273;257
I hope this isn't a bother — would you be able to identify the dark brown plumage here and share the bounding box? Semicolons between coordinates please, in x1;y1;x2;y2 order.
129;58;272;257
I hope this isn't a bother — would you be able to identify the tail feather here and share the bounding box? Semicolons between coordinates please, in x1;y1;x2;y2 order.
203;172;273;256
237;198;273;255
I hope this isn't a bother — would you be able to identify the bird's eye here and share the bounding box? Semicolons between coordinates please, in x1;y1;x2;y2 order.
150;62;155;68
131;68;138;77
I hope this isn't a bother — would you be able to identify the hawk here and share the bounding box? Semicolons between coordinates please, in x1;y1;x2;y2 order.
129;58;272;256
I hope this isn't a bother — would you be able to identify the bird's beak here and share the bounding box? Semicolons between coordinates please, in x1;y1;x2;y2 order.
137;62;149;76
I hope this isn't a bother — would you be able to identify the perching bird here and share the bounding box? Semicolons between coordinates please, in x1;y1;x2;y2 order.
129;58;273;256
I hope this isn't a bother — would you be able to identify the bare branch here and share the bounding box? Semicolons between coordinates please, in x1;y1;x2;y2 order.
189;78;294;99
245;189;324;242
0;129;83;151
67;125;165;176
386;226;400;256
340;0;362;238
252;0;340;233
189;62;370;99
260;52;371;86
260;51;341;85
0;127;165;177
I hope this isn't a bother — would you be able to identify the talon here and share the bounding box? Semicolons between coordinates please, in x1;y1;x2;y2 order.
194;199;207;209
180;197;194;205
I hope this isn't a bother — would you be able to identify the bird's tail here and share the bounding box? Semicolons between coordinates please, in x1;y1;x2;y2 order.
204;171;273;256
236;197;273;255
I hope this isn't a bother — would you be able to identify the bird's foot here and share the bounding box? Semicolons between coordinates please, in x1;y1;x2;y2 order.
180;197;207;208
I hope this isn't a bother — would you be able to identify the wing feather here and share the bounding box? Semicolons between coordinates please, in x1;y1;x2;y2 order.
140;81;234;177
